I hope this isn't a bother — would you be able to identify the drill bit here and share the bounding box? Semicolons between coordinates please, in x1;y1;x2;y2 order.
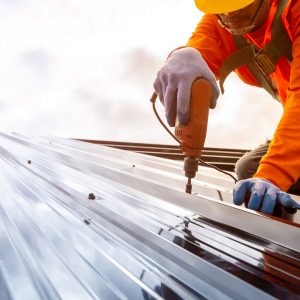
185;177;192;194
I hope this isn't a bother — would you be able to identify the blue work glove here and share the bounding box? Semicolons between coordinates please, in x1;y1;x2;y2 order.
153;47;220;126
233;178;300;215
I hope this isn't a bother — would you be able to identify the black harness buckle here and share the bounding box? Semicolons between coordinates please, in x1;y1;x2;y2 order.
254;51;276;76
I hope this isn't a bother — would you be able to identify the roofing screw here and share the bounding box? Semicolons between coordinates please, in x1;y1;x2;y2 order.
88;193;96;200
84;218;91;225
27;160;32;164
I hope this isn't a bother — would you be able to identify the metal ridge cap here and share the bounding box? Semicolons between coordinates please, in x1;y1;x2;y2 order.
74;138;250;152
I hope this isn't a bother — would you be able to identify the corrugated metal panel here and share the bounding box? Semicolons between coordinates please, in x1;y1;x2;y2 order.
77;140;249;171
0;133;299;300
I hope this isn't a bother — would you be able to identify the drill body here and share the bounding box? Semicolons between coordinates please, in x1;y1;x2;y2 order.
175;79;213;194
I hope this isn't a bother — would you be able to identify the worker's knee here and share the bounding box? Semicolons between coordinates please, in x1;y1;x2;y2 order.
235;142;269;181
235;152;259;180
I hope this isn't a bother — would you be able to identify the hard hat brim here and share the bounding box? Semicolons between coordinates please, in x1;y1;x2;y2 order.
194;0;256;14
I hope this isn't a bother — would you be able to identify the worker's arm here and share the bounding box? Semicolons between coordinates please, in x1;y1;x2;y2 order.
253;2;300;191
186;14;236;78
234;1;300;215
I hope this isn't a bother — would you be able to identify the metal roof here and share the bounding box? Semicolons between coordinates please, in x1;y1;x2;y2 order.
0;133;299;299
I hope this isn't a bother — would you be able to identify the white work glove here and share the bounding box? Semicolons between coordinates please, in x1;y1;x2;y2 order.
153;47;220;126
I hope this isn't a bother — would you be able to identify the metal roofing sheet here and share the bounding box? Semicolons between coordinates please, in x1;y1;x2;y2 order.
0;133;299;300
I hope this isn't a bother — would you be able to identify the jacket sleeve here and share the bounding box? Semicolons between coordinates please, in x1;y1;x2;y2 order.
186;14;235;78
253;2;300;191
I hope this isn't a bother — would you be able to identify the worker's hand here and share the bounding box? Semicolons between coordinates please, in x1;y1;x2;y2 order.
233;178;300;215
153;47;220;126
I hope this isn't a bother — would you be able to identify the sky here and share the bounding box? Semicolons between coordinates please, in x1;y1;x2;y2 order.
0;0;283;149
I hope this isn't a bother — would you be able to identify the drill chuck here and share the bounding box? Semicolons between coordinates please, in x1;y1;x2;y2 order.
184;157;198;194
184;157;199;178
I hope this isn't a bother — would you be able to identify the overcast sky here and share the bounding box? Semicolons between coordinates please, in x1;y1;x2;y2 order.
0;0;282;149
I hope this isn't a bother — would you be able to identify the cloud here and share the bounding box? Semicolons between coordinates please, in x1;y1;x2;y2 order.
0;0;284;150
121;47;163;93
20;49;51;76
0;0;25;7
206;75;282;149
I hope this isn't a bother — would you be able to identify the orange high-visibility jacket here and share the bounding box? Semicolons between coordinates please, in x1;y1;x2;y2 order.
187;0;300;191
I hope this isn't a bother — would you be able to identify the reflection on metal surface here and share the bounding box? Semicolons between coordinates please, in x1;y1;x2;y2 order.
0;133;298;300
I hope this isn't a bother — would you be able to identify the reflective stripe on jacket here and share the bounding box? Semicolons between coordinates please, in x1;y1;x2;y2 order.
186;0;300;191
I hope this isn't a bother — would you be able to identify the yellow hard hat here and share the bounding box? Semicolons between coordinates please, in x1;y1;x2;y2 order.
194;0;256;14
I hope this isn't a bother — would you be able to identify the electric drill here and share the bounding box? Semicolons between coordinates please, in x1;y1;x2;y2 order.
175;79;212;194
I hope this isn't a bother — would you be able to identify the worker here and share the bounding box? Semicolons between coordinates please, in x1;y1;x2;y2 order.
153;0;300;216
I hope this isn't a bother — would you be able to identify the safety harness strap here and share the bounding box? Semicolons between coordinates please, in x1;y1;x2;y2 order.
218;0;292;100
234;35;280;100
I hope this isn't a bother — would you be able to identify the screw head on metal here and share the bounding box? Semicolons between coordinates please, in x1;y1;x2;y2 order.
88;193;96;200
84;219;91;225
